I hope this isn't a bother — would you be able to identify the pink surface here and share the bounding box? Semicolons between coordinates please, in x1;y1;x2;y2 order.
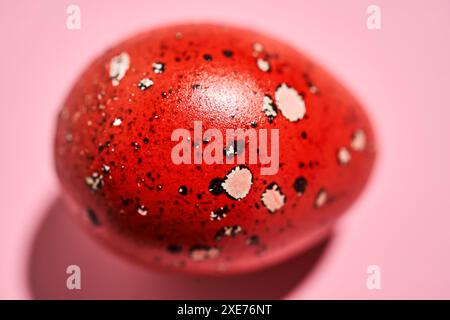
1;0;450;299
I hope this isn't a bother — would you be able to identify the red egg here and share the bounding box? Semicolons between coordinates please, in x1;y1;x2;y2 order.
54;24;376;275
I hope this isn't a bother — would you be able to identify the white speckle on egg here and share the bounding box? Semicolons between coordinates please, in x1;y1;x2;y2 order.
261;183;286;213
221;166;253;200
112;118;122;126
101;164;111;174
253;42;264;53
85;172;104;192
190;246;220;261
109;52;130;86
137;205;148;216
152;62;165;74
215;225;243;241
262;95;277;122
351;129;367;151
337;147;352;165
138;78;154;91
315;189;328;208
257;58;270;72
275;83;306;122
309;85;318;94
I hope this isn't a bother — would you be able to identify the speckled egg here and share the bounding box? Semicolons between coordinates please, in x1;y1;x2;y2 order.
54;24;376;275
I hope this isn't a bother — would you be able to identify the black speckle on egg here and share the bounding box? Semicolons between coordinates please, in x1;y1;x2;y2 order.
167;244;182;254
208;177;224;196
294;176;308;195
178;185;188;196
203;54;213;61
246;235;260;246
222;49;233;58
86;208;100;226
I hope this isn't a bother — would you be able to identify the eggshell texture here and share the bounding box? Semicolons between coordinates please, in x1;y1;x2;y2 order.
54;24;376;275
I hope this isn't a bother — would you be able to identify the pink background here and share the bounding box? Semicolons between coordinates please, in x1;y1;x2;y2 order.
1;0;450;299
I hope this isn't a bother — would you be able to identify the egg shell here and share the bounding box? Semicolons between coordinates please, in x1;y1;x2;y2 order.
54;24;376;275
